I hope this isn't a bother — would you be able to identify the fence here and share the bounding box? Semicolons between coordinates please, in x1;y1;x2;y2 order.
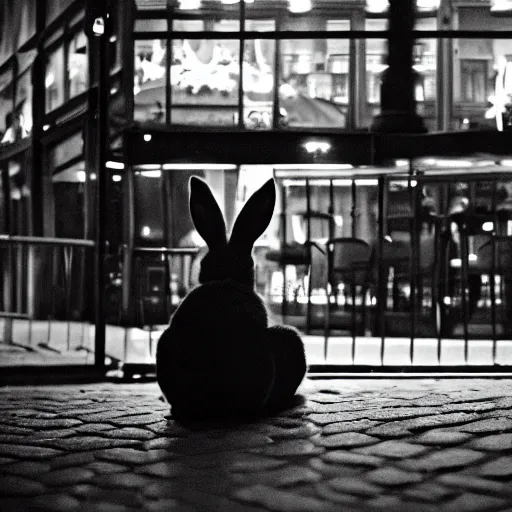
265;169;512;373
0;235;96;368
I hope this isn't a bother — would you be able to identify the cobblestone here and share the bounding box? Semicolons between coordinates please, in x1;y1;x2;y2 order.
2;380;512;510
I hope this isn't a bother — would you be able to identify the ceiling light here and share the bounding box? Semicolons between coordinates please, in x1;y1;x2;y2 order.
491;0;512;13
106;161;124;169
179;0;201;9
303;141;331;154
289;0;312;14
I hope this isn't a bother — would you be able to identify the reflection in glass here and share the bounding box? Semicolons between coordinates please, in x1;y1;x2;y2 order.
243;39;275;130
134;39;166;122
68;31;88;99
279;39;348;128
16;70;33;139
52;132;83;168
453;39;512;131
133;169;165;245
0;79;13;143
170;39;240;126
45;47;65;112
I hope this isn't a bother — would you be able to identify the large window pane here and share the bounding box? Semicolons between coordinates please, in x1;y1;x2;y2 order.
68;31;88;99
170;39;240;126
279;39;348;128
0;71;13;143
364;19;386;128
133;168;165;246
134;39;166;123
45;46;65;112
52;161;85;238
15;69;33;139
243;39;275;130
452;38;512;131
52;132;83;168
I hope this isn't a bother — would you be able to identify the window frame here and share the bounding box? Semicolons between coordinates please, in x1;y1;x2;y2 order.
43;15;88;115
132;4;512;132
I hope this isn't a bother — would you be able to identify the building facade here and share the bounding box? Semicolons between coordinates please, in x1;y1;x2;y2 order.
1;0;512;349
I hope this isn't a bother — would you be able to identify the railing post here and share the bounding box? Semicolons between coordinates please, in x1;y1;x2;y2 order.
86;0;111;369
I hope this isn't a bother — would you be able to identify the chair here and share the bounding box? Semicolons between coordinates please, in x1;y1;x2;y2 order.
324;238;374;358
265;211;334;332
374;232;440;342
470;236;512;338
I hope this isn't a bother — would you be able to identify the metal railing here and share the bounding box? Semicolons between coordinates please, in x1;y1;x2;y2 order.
0;235;96;367
267;172;512;373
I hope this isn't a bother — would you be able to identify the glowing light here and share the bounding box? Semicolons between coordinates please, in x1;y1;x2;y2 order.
289;0;312;13
469;254;478;262
140;170;162;178
112;175;122;182
143;134;152;142
355;179;379;186
179;0;201;8
366;0;388;12
142;226;151;236
106;161;124;169
77;171;86;183
90;173;97;180
482;222;494;232
92;17;105;36
303;141;331;154
45;72;55;88
43;124;50;131
162;163;237;170
491;0;512;12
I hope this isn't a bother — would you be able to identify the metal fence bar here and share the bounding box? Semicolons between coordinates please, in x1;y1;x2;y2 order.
460;220;470;362
305;178;312;335
491;181;498;359
377;176;386;365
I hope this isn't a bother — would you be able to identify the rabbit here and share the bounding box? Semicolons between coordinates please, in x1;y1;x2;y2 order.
156;176;306;420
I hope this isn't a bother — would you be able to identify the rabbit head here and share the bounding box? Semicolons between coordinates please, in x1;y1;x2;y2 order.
189;176;276;288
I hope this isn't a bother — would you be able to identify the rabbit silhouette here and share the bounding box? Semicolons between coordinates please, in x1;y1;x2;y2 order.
156;176;306;419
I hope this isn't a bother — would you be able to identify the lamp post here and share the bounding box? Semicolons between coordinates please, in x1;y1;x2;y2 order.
371;0;427;133
86;0;111;369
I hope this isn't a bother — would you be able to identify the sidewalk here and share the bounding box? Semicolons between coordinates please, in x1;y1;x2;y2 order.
1;379;512;511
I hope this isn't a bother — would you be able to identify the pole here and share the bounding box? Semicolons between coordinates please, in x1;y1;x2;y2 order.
86;1;111;369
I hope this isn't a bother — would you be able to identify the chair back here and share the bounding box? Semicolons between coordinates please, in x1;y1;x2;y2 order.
327;237;373;286
381;234;436;272
475;237;512;276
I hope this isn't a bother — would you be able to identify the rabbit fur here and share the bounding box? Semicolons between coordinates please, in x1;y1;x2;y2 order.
156;176;306;419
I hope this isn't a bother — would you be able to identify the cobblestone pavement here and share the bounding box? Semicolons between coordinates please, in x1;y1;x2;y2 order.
1;379;512;511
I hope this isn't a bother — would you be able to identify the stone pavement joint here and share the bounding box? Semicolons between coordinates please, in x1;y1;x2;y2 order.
1;379;512;511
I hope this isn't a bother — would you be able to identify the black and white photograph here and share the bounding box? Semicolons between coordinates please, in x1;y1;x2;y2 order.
1;0;512;510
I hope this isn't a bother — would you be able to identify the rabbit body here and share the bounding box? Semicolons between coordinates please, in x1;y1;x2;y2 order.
156;177;306;419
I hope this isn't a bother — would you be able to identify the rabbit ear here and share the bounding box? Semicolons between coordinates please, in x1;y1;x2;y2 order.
230;178;276;247
189;176;227;249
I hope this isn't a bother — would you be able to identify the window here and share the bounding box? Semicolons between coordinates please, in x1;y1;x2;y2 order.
0;64;14;144
133;168;165;246
170;38;240;126
134;39;166;123
52;161;86;238
68;31;88;99
460;60;488;103
50;133;86;238
44;20;89;114
15;70;33;138
45;47;65;112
